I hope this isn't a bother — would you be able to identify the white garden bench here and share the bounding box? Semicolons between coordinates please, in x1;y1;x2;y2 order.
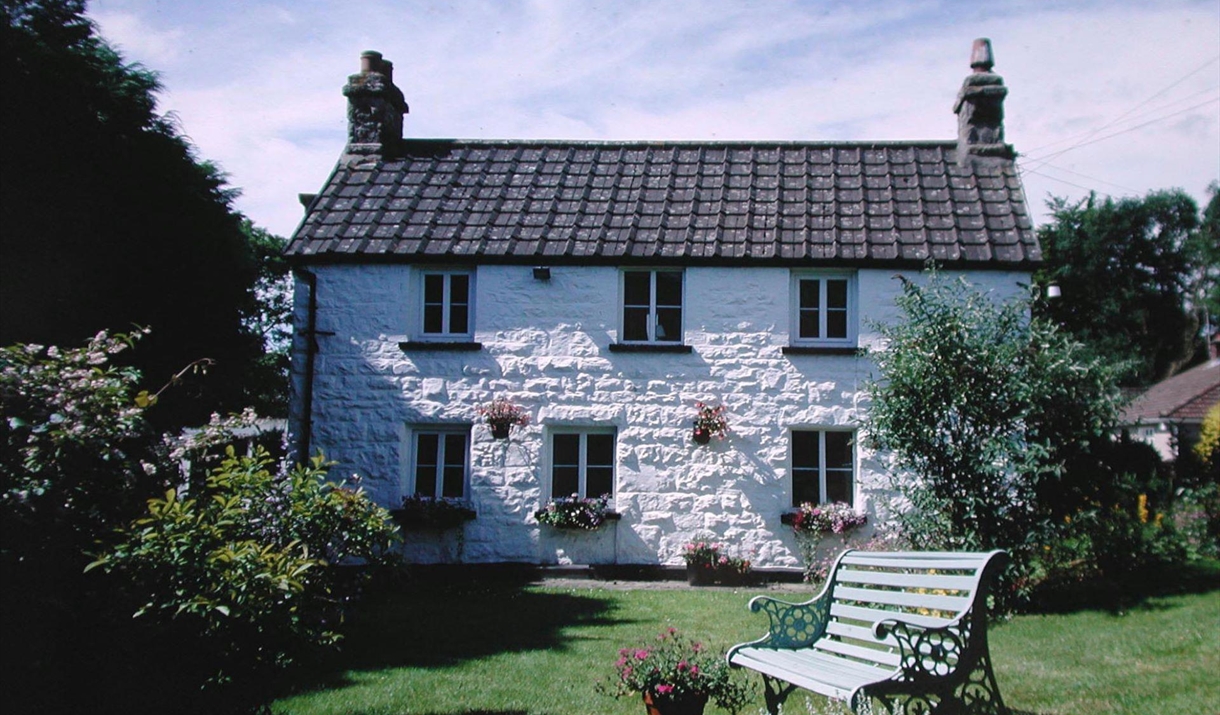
728;550;1010;714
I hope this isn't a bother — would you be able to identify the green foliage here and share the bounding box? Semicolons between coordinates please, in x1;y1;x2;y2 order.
1035;189;1206;385
0;0;287;427
865;271;1127;605
88;448;399;702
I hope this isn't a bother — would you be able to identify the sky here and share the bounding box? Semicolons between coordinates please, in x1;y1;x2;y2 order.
86;0;1220;240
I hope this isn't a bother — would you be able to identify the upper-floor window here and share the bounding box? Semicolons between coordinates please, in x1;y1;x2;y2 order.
420;270;473;339
550;429;616;500
791;273;856;347
409;428;470;499
622;269;683;344
791;429;854;507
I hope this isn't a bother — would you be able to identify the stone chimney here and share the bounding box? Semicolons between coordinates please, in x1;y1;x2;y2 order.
343;50;408;156
953;38;1014;165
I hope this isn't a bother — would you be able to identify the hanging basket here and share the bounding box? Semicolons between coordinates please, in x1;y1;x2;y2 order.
691;428;711;445
490;423;511;439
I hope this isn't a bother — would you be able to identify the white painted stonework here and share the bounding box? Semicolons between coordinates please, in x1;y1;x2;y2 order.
289;265;1028;568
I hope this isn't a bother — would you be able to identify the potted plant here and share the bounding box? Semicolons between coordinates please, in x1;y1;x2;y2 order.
691;402;728;444
599;627;751;715
392;495;476;530
680;542;752;586
476;397;529;439
786;501;866;535
534;494;615;530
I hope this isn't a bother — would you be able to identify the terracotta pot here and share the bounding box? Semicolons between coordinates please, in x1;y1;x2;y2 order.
643;690;709;715
692;428;711;445
686;565;715;586
490;423;511;439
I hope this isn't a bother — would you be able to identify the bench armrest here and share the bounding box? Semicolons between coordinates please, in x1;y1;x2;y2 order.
732;592;834;653
872;611;978;684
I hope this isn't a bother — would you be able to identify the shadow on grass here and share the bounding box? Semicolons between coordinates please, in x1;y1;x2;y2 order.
1026;558;1220;614
282;568;623;697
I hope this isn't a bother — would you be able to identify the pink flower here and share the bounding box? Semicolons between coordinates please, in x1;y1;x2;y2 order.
656;685;674;695
677;661;688;671
635;649;650;660
690;665;699;675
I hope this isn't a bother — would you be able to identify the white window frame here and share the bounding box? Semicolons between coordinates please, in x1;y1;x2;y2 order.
790;272;857;347
789;428;856;507
619;268;684;344
417;268;475;341
545;427;617;501
405;426;471;500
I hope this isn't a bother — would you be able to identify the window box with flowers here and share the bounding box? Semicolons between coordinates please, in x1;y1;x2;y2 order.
534;494;620;530
782;502;866;582
391;496;477;530
598;627;752;715
680;542;753;586
691;402;728;445
477;397;529;439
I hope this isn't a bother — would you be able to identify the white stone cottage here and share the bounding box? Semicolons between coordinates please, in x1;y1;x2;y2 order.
285;40;1040;569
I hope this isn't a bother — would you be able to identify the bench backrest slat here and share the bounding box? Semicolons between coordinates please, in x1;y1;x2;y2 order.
839;552;994;570
829;602;950;630
836;567;978;591
833;585;972;615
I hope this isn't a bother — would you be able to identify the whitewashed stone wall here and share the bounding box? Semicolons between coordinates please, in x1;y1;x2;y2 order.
288;264;1028;568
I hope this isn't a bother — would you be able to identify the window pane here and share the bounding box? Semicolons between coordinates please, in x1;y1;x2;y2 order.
799;279;820;310
423;304;444;333
792;468;820;506
586;434;614;468
553;434;580;467
553;466;579;498
443;434;467;467
826;279;847;309
415;433;439;497
423;274;444;304
799;309;820;339
825;471;853;505
449;304;469;334
586;467;613;499
825;432;852;470
623;271;651;306
655;307;682;342
623;307;649;341
442;466;465;498
449;274;470;306
655;271;682;307
827;310;847;339
791;430;820;470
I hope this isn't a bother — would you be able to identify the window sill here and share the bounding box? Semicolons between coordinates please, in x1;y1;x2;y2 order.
782;345;860;356
608;343;693;354
399;341;483;352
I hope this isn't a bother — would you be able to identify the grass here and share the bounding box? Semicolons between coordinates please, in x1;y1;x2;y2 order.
271;567;1220;715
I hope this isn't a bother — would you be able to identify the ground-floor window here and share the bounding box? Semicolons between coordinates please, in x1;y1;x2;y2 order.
550;429;615;499
410;428;470;499
791;429;854;506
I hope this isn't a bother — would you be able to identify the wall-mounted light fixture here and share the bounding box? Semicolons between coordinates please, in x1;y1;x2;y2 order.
533;266;551;281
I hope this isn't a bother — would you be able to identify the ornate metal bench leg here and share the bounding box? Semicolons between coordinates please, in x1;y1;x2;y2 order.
762;675;797;715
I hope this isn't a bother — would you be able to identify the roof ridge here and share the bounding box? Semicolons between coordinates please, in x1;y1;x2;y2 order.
399;138;960;149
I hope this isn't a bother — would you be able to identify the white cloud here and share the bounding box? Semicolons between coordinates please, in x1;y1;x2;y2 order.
87;0;1220;238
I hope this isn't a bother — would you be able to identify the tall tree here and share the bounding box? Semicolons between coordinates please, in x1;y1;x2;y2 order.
1035;190;1202;386
0;0;279;426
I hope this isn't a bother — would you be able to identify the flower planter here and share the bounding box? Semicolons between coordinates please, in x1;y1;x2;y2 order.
643;691;708;715
489;423;511;439
691;428;711;445
686;565;716;586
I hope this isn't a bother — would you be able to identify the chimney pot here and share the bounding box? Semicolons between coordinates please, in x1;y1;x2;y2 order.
970;38;994;72
343;50;408;156
360;50;383;74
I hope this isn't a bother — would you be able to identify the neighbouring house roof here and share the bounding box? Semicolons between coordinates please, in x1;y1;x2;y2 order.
284;139;1038;267
1125;359;1220;425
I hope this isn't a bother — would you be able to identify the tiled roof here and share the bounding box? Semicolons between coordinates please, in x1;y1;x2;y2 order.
285;139;1039;267
1125;359;1220;424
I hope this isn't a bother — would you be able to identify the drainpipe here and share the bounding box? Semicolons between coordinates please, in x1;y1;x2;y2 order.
296;269;319;466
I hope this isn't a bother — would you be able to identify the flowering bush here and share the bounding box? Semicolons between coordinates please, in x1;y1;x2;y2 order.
534;494;612;530
791;501;867;535
395;495;476;529
692;401;729;442
598;627;751;713
476;397;529;435
681;542;752;584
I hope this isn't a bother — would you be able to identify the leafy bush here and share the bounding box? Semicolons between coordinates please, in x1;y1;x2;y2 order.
88;448;399;702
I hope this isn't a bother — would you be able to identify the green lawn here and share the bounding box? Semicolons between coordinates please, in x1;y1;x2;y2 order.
272;574;1220;715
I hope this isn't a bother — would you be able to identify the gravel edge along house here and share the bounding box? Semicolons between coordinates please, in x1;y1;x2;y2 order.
283;39;1040;570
